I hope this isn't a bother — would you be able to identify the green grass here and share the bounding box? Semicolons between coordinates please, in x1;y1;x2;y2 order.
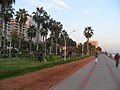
0;55;89;80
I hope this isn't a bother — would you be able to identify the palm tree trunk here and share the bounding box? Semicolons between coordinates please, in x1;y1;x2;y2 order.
9;22;12;58
87;38;89;55
36;24;41;51
30;37;32;54
45;35;47;59
82;44;84;58
0;34;2;57
0;17;3;56
36;30;39;51
9;35;12;58
51;32;54;54
3;21;6;50
55;38;58;55
18;24;22;54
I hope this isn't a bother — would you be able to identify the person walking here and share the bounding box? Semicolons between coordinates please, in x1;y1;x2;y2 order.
114;53;120;67
95;53;99;64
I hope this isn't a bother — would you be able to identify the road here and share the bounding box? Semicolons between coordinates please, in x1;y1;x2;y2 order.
50;54;120;90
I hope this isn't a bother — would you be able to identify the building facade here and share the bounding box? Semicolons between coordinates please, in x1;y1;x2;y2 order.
89;40;98;48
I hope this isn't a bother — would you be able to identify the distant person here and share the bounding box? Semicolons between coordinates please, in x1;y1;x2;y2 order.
114;53;120;67
110;54;112;58
95;53;99;64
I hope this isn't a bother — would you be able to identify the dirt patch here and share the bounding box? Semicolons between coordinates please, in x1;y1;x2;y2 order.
0;57;94;90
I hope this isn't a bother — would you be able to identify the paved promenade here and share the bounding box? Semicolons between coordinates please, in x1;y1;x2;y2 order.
50;54;120;90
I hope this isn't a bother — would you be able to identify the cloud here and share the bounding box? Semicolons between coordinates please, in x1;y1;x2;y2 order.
79;9;102;15
54;0;69;9
25;0;38;5
82;10;90;14
25;0;70;10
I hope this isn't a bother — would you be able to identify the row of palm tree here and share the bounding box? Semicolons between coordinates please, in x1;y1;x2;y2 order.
0;0;102;59
0;2;70;58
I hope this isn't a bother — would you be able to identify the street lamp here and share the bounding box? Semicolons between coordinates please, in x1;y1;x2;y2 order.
63;30;76;61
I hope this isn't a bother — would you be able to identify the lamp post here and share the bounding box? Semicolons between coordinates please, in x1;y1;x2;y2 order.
63;30;76;61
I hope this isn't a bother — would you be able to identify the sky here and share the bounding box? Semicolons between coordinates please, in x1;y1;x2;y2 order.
13;0;120;53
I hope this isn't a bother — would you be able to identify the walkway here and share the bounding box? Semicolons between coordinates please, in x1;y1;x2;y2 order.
50;54;120;90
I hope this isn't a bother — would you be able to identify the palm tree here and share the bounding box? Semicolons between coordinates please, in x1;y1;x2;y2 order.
60;30;68;44
32;7;47;51
0;4;3;56
90;44;96;55
4;6;14;58
27;25;36;53
54;22;63;55
42;15;50;58
15;8;29;54
78;43;82;55
60;30;68;60
83;26;94;55
0;5;14;57
0;0;15;5
0;0;15;57
48;18;55;54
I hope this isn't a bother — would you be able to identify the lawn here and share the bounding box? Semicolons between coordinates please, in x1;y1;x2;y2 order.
0;58;43;73
0;56;88;80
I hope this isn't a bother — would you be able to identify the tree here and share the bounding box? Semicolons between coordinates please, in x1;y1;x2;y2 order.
1;5;14;57
54;22;63;55
15;8;29;54
67;38;77;47
48;18;55;54
11;30;18;56
27;25;36;53
90;45;96;55
77;43;82;54
11;29;18;48
0;0;15;5
32;7;47;51
83;42;87;54
4;6;14;58
59;30;68;46
42;15;50;58
96;46;102;52
0;0;15;57
89;43;94;55
83;26;94;55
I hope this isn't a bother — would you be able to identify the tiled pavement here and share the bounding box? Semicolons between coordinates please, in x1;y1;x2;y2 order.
50;54;120;90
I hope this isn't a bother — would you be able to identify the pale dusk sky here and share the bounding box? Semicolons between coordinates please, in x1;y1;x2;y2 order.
14;0;120;53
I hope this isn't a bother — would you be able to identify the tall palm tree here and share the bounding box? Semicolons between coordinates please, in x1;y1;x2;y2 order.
27;25;36;53
83;26;94;55
42;15;50;58
0;0;15;56
32;7;48;51
0;4;3;55
48;18;55;54
59;30;68;60
59;30;68;45
15;8;29;54
3;5;14;58
54;22;63;55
